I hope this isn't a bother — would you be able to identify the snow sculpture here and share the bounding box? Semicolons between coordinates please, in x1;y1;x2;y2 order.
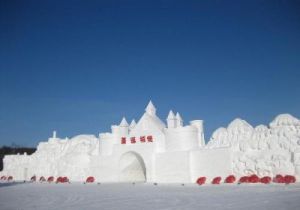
1;102;299;184
207;114;300;178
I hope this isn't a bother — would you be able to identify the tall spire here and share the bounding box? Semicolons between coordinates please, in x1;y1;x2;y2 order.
52;130;57;138
119;117;129;127
176;112;183;127
167;110;176;128
167;110;175;120
145;100;156;116
129;119;136;129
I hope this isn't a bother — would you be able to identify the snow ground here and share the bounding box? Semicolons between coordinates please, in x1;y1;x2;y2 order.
1;182;300;210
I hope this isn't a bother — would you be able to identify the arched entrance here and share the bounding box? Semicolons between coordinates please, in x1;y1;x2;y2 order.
119;152;146;182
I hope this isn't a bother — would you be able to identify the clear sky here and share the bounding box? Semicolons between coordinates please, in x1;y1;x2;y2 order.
1;0;300;147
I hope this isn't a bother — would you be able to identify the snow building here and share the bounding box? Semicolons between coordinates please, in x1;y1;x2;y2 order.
1;102;300;183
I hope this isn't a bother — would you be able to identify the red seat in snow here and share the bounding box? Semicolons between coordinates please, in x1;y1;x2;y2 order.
86;176;95;183
239;176;249;183
260;176;272;184
47;176;54;183
248;174;260;183
57;176;69;183
273;174;285;183
196;177;206;185
212;177;222;184
225;175;236;183
284;175;296;184
39;176;46;182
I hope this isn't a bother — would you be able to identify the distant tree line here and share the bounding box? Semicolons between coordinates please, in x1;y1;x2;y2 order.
0;146;36;171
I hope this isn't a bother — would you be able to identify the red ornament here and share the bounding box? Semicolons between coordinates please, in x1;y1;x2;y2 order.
196;177;206;185
140;136;146;143
47;176;54;183
239;176;249;183
260;176;272;184
147;135;153;142
225;175;236;183
249;174;260;183
121;137;126;144
130;137;136;144
212;177;222;184
86;176;95;183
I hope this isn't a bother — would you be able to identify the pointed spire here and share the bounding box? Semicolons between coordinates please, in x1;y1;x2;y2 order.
119;117;129;127
145;100;156;116
52;130;57;138
129;119;136;129
167;110;175;119
176;112;183;127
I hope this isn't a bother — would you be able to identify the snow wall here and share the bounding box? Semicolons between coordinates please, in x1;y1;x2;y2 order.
1;113;300;183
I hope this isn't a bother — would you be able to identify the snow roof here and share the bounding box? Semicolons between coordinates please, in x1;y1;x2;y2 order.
167;110;175;120
145;100;156;116
119;117;129;127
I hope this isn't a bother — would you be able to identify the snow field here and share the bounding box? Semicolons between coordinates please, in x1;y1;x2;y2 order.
1;182;300;210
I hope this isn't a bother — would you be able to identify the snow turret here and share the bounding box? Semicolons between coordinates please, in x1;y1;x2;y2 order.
120;117;129;127
190;120;205;147
176;112;183;127
129;119;136;130
119;117;129;136
49;130;58;143
53;131;57;138
167;110;176;128
145;100;156;116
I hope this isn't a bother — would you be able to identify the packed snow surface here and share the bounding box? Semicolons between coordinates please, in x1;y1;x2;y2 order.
1;182;300;210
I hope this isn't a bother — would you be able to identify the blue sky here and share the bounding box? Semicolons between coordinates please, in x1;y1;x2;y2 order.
1;0;300;147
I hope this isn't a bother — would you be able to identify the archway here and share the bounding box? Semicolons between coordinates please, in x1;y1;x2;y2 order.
119;152;146;182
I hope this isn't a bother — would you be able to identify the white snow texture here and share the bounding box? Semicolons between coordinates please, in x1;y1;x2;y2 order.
1;102;300;183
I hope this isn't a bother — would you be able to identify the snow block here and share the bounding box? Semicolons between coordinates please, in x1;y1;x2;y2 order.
190;148;232;181
155;151;190;183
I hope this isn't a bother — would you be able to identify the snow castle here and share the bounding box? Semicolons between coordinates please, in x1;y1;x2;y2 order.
2;101;300;183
